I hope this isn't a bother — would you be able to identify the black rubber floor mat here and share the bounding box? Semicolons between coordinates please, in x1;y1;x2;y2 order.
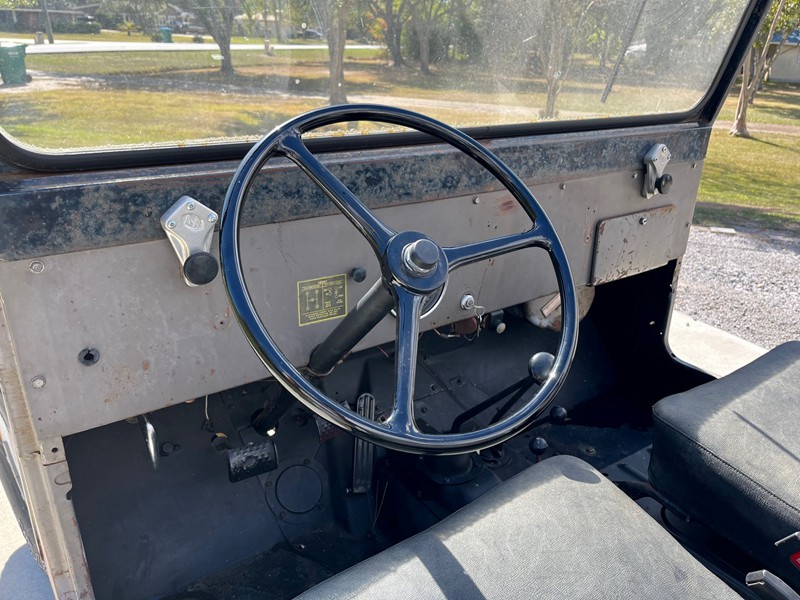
534;423;651;470
177;546;332;600
174;527;381;600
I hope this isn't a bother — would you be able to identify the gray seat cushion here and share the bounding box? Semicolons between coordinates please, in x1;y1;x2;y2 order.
650;341;800;587
299;455;740;599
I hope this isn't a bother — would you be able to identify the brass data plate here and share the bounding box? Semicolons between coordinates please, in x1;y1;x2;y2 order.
297;274;348;326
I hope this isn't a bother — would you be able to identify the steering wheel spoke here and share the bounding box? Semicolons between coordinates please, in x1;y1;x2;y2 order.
279;132;396;254
444;228;551;271
387;288;424;434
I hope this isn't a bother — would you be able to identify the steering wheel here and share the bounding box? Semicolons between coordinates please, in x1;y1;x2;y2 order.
220;104;578;455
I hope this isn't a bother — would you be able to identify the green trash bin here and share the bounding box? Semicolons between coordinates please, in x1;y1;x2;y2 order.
159;27;173;43
0;43;28;86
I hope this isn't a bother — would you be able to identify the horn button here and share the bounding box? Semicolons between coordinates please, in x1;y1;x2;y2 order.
385;231;448;294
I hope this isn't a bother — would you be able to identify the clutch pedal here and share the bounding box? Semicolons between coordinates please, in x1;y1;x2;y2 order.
227;439;279;483
352;393;376;494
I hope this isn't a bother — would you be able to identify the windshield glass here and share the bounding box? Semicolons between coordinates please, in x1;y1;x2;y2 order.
0;0;749;152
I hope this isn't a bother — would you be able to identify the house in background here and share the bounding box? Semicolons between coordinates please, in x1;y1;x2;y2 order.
0;7;87;32
768;30;800;83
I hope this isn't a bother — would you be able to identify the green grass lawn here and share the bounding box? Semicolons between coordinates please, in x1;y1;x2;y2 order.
717;80;800;127
0;29;318;45
2;41;799;233
696;130;800;233
0;30;176;43
2;87;327;148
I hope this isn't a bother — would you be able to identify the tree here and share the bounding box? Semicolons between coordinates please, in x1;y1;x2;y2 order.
366;0;407;67
407;0;448;73
269;0;284;42
38;0;54;43
730;0;800;136
98;0;166;36
240;0;259;36
173;0;239;74
313;0;350;103
529;0;598;118
121;19;138;36
0;0;53;42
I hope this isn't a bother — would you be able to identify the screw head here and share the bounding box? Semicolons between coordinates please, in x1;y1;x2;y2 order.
186;202;195;210
208;213;218;223
559;182;567;190
472;196;481;205
167;220;177;229
639;217;648;225
31;375;46;390
349;267;367;283
28;260;45;274
460;294;475;310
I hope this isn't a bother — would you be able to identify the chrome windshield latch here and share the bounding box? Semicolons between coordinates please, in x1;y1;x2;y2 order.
160;196;219;286
641;144;673;200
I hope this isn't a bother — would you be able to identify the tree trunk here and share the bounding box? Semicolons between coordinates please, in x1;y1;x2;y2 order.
220;36;234;74
39;0;54;44
543;81;560;118
385;0;405;67
170;0;239;74
730;47;752;137
328;0;349;104
418;27;431;73
271;0;283;42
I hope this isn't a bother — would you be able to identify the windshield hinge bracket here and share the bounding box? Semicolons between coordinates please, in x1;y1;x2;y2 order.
641;144;672;200
160;196;219;287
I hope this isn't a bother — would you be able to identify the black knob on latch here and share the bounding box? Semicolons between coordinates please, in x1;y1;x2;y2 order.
183;252;219;286
529;437;548;462
656;173;673;194
349;267;367;283
528;352;555;385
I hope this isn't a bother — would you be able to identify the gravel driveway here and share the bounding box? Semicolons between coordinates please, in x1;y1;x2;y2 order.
674;227;800;349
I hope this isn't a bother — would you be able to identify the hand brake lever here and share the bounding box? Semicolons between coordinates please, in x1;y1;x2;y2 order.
308;279;395;376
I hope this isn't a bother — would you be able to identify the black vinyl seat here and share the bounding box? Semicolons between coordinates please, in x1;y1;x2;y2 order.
299;455;741;599
650;341;800;589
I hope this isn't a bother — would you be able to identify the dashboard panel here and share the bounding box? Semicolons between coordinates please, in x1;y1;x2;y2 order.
0;161;698;440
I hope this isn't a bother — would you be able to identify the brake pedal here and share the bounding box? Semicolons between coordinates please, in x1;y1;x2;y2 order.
352;393;376;494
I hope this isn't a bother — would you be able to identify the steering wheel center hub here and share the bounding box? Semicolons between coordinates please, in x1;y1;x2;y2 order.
386;231;448;293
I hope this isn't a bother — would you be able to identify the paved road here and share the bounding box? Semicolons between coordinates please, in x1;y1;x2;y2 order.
0;489;50;600
0;38;379;54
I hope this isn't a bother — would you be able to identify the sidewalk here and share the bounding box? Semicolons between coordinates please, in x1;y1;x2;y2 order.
0;492;49;599
668;310;766;377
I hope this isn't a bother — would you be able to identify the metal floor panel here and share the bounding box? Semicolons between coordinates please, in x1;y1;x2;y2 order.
66;399;283;600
